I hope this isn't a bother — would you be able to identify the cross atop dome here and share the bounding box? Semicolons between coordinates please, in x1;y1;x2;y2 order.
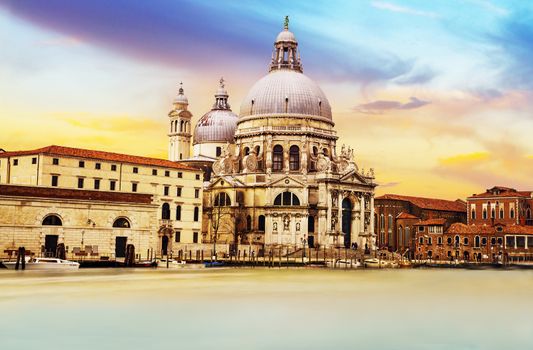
270;16;302;73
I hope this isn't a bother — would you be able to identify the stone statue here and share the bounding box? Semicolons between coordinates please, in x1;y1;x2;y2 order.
283;215;290;230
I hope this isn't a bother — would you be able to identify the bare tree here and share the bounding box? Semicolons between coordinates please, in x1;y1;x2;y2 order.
209;204;231;260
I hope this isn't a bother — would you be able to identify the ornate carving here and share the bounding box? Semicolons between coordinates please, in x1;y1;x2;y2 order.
283;215;290;231
244;153;257;172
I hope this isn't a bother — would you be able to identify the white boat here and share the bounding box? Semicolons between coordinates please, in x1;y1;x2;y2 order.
156;258;204;269
364;258;393;268
2;257;80;270
327;259;362;268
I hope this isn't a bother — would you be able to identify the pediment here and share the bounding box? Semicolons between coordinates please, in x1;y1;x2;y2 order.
267;175;306;188
208;175;245;189
339;169;368;185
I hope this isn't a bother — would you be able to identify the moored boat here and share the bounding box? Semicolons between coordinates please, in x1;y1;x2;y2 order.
2;257;80;270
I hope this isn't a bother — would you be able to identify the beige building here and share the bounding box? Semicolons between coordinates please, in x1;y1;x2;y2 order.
0;145;203;258
181;20;377;253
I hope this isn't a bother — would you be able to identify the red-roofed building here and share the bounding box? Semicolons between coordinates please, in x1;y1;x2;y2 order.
467;186;533;227
375;194;467;253
0;145;204;259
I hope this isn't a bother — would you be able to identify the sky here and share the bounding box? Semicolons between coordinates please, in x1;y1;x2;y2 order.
1;0;532;200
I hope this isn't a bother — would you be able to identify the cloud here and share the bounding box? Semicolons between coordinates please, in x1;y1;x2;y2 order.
469;87;504;101
354;96;430;114
378;181;401;188
393;65;437;85
486;12;533;89
371;1;438;18
59;115;164;132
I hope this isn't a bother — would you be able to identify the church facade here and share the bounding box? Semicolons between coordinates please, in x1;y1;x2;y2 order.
174;20;377;253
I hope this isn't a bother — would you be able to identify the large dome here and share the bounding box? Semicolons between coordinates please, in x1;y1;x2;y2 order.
239;70;332;120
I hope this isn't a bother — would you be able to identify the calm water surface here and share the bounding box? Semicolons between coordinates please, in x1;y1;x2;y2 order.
0;267;532;349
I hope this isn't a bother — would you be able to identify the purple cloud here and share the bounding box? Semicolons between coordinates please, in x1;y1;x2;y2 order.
355;96;430;114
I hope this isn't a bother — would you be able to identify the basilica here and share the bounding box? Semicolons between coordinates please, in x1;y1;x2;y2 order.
170;19;377;252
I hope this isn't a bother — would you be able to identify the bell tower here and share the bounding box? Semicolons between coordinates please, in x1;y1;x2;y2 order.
168;83;192;161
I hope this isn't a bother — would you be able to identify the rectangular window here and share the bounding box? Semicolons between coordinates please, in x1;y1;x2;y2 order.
193;232;198;243
428;237;432;245
94;179;100;190
164;186;169;196
53;158;59;165
132;183;138;192
51;175;58;187
79;161;85;168
133;167;138;174
165;170;170;177
517;236;526;248
176;206;181;221
13;159;18;166
419;237;424;244
177;172;182;178
110;180;116;191
78;178;84;189
194;188;200;198
32;157;37;164
195;174;200;180
111;164;117;171
419;226;424;232
175;231;181;243
95;163;101;170
528;237;533;248
177;187;182;197
152;169;157;176
506;236;515;249
216;147;222;157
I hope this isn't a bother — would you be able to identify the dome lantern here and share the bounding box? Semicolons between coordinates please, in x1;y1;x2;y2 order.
270;16;302;73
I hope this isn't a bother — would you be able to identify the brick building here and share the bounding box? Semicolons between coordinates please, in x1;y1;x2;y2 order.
467;186;533;226
375;194;466;253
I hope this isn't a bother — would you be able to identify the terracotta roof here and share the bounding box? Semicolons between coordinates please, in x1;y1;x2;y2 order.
414;218;447;226
0;184;153;204
376;194;466;212
396;212;419;220
446;223;533;235
468;188;532;199
0;145;200;171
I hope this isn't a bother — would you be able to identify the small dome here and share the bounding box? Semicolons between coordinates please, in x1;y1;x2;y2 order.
173;85;188;105
276;29;296;43
239;70;332;120
193;110;238;144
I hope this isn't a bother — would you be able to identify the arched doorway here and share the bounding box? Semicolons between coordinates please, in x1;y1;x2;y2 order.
161;235;169;256
342;198;352;248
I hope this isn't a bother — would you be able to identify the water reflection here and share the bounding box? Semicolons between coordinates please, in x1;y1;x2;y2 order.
0;268;532;349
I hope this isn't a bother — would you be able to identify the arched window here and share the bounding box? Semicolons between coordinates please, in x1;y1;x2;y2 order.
380;214;384;230
471;209;476;220
289;145;300;171
180;120;184;132
405;227;410;245
273;145;283;171
491;208;495;219
499;208;504;219
454;235;460;246
176;205;182;221
243;147;250;156
308;216;315;232
162;203;171;220
214;192;231;206
398;226;403;246
246;215;252;231
527;208;532;219
42;214;62;226
463;237;469;245
258;215;265;231
482;208;488;219
113;217;131;228
388;215;393;231
474;236;480;248
323;148;329;156
193;207;199;222
274;191;300;206
510;208;515;219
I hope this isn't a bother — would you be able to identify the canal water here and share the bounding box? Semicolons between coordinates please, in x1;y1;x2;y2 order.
0;268;532;349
